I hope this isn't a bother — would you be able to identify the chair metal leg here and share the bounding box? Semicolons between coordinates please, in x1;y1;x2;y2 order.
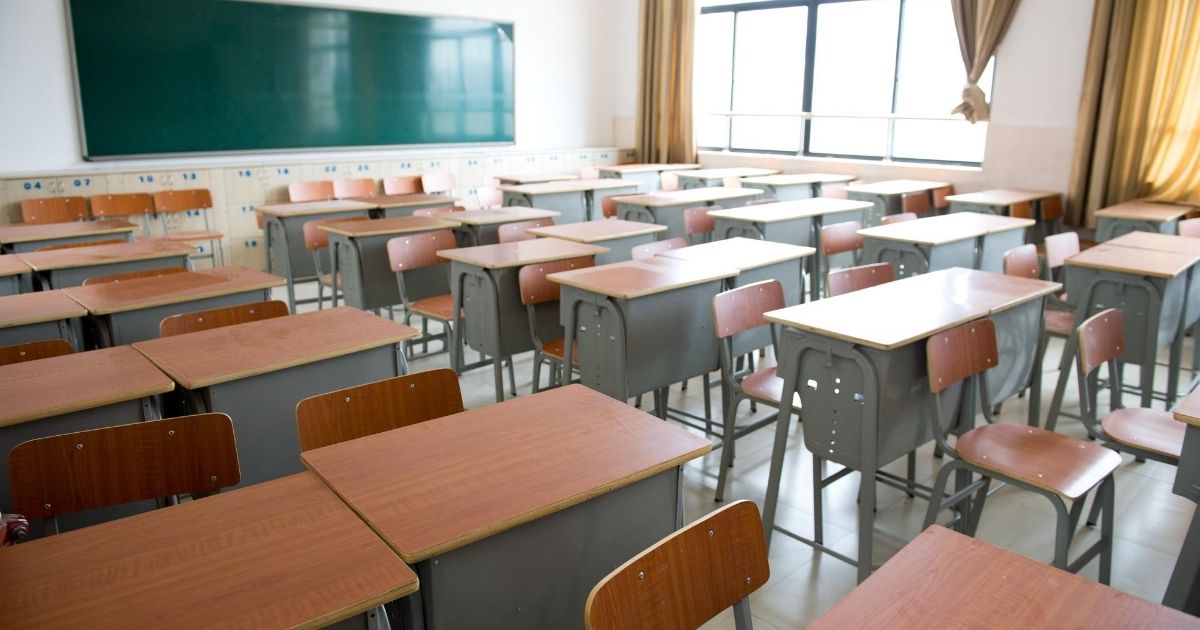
965;476;991;536
905;451;916;498
813;455;824;545
702;373;713;424
1100;476;1115;584
715;397;739;502
531;351;543;393
1052;498;1073;571
507;357;517;397
1085;488;1104;527
491;357;505;402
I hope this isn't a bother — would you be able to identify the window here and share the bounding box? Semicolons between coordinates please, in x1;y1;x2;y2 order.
696;0;993;165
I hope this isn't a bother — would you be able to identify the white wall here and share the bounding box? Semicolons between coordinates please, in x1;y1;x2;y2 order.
0;0;638;174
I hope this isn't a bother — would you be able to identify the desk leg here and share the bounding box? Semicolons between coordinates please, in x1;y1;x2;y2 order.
1165;505;1200;613
330;241;340;308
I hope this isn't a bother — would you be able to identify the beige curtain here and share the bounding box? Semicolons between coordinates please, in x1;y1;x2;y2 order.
637;0;695;164
950;0;1021;123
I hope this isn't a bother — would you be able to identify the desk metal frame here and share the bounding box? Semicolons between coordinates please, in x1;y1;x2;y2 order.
34;254;192;290
1096;216;1180;242
328;227;447;312
87;288;274;348
2;230;134;255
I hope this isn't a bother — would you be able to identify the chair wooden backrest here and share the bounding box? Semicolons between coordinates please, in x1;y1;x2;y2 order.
601;195;620;218
585;500;769;630
580;167;600;180
712;280;784;340
821;183;850;199
301;217;370;252
288;180;335;202
81;266;188;286
880;212;917;225
421;173;457;195
152;189;212;213
631;237;688;260
295;369;464;451
387;230;457;271
901;191;932;215
1179;217;1200;238
519;257;595;306
20;196;88;224
383;175;423;195
36;238;127;252
159;300;289;337
7;413;240;530
820;221;864;255
0;339;73;367
1077;308;1124;376
827;262;894;297
499;219;556;244
1041;194;1064;221
1010;201;1034;220
476;186;504;209
1003;244;1041;279
927;319;998;393
412;205;466;218
90;193;154;218
684;207;716;236
332;178;377;199
660;172;680;192
932;185;955;210
1043;231;1080;270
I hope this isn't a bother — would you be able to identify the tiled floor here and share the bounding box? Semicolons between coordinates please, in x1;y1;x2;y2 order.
281;283;1196;629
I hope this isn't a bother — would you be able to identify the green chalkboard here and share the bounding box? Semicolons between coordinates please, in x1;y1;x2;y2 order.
68;0;515;158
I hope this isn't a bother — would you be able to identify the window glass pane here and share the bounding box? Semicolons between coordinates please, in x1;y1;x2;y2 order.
695;12;734;148
807;0;900;157
728;6;807;152
892;119;987;162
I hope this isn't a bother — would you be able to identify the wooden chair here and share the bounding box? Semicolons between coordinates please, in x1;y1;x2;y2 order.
1179;217;1200;238
601;195;620;219
90;193;155;233
820;220;864;274
387;230;459;357
1010;200;1034;220
0;339;73;366
631;237;688;260
519;257;595;392
20;196;88;224
288;180;335;202
584;500;769;630
1040;194;1065;235
1002;243;1073;409
476;186;503;209
683;207;716;244
921;319;1120;582
383;175;423;195
826;262;894;297
1043;231;1080;285
36;238;127;252
8;413;240;535
332;178;376;199
152;189;224;266
901;190;933;216
421;173;457;195
660;172;680;192
880;212;917;225
295;369;463;451
932;185;955;213
499;218;555;244
81;266;187;286
302;217;370;308
159;300;289;337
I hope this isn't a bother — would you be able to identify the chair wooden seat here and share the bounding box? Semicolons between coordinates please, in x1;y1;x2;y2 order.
410;294;459;320
740;367;801;411
1044;309;1075;336
161;229;224;242
957;423;1121;500
541;338;580;365
1101;407;1185;460
317;273;343;287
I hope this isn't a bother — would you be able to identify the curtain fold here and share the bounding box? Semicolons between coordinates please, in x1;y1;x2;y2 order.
950;0;1021;123
637;0;695;164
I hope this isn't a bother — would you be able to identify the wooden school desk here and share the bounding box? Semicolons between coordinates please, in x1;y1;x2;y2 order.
62;266;285;347
499;178;639;223
1168;389;1200;614
660;237;814;306
301;385;711;630
1095;201;1195;241
760;268;1060;582
812;525;1199;629
674;167;779;189
945;188;1058;216
440;207;561;246
550;258;736;416
846;179;950;225
858;212;1032;277
0;346;173;534
0;472;418;629
493;173;578;185
527;219;667;264
133;307;418;487
0;219;137;254
321;216;457;311
0;290;86;348
0;254;30;295
17;240;193;290
709;198;873;300
437;239;607;402
739;173;857;201
350;192;457;218
596;163;700;191
616;187;762;240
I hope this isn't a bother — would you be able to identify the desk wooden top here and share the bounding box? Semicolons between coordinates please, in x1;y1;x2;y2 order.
617;187;761;207
0;254;30;277
1066;244;1199;278
740;173;856;186
944;188;1057;206
1175;385;1200;428
62;266;285;316
499;178;638;195
302;385;711;563
857;213;989;245
133;307;417;389
351;193;456;209
437;238;607;270
0;472;417;629
0;346;173;427
1095;201;1194;222
675;167;779;180
526;219;668;243
439;207;560;226
810;526;1198;629
922;267;1062;314
660;237;814;271
255;199;377;217
708;198;873;222
548;257;737;300
1107;231;1200;256
0;289;87;328
0;219;138;246
846;179;950;196
319;215;456;237
596;163;700;175
17;240;195;272
494;173;578;184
